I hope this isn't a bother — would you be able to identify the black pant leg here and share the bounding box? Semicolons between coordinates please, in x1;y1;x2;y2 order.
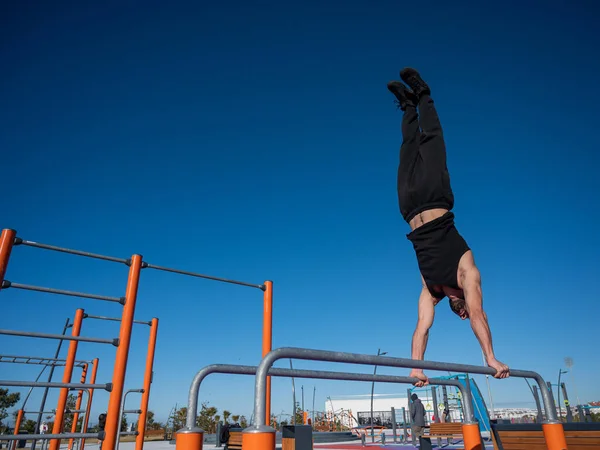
397;106;421;221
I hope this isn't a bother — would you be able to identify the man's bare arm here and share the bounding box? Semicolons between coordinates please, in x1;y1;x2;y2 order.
409;283;436;386
461;266;510;378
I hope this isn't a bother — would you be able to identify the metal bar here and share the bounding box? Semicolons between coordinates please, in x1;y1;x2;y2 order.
2;433;101;441
124;410;142;414
0;229;17;291
532;385;544;422
136;317;158;450
83;314;151;326
15;238;128;264
144;262;264;290
117;389;144;450
118;432;138;436
561;382;573;422
0;329;117;345
103;254;142;450
250;347;558;428
183;364;473;430
0;381;110;390
23;411;56;415
2;281;123;303
0;355;88;368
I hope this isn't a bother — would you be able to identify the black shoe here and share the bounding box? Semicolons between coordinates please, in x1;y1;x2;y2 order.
387;81;417;110
399;67;431;99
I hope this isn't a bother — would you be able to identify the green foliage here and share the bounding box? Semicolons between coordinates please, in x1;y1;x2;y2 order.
170;407;187;431
0;388;21;429
196;403;218;434
64;394;83;431
22;420;37;433
121;414;128;432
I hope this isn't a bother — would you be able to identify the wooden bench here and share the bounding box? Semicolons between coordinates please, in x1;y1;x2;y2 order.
424;422;464;442
491;422;600;449
225;430;243;450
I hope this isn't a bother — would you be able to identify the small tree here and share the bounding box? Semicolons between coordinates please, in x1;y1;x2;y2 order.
231;415;240;424
147;410;156;429
196;403;218;434
0;388;21;431
239;416;248;428
121;414;128;432
170;407;187;431
222;410;231;424
23;420;37;433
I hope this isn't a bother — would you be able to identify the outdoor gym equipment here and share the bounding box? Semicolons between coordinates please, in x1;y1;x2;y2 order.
239;347;566;450
1;227;273;450
175;363;476;450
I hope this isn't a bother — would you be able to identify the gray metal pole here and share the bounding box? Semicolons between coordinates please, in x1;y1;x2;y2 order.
561;383;573;422
32;318;70;450
2;433;101;441
289;360;296;425
532;385;544;422
546;381;558;414
401;407;407;443
370;348;380;443
391;407;397;443
432;387;441;448
249;347;556;430
576;405;584;422
442;385;449;420
312;387;315;429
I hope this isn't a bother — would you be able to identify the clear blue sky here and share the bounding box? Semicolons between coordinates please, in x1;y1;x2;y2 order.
1;0;599;426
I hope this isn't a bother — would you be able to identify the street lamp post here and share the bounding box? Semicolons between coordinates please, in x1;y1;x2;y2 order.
557;369;568;419
370;349;388;443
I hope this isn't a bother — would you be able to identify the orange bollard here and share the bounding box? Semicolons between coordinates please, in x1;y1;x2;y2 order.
11;409;23;450
102;254;142;450
80;358;99;450
135;318;159;450
462;423;483;450
50;308;84;450
175;428;204;450
543;422;568;450
262;281;273;426
242;427;276;450
0;229;16;288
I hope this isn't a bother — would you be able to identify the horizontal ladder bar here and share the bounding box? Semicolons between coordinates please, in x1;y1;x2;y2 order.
83;314;151;326
2;281;123;303
15;238;128;265
0;380;111;391
144;262;264;290
0;329;118;346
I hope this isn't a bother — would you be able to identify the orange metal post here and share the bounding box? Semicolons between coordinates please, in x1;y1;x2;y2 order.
80;358;99;450
11;409;23;450
461;423;483;450
542;422;568;450
49;308;84;450
242;430;276;450
0;229;16;289
262;280;273;426
102;254;142;450
175;429;204;450
68;363;88;450
135;317;159;450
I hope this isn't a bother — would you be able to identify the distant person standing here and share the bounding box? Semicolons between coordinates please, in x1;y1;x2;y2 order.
410;393;426;445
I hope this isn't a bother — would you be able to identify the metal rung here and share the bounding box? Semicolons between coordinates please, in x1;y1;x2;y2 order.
0;380;111;391
1;432;101;441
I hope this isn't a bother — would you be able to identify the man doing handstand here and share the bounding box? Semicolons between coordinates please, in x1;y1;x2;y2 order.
387;68;509;386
